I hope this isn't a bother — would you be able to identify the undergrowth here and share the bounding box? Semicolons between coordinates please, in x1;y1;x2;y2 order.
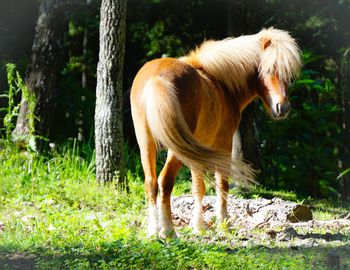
0;141;349;269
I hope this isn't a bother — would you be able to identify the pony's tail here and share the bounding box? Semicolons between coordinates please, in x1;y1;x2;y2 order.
144;77;256;183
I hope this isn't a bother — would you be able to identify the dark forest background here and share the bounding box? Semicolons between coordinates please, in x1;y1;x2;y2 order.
0;0;349;199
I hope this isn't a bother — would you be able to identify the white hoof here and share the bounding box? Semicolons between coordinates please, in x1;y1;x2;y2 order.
147;224;159;238
190;218;205;234
159;229;177;239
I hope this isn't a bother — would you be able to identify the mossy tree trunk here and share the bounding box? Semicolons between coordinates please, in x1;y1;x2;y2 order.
13;0;68;149
95;0;126;185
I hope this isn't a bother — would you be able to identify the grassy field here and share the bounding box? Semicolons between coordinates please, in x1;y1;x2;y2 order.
0;140;349;269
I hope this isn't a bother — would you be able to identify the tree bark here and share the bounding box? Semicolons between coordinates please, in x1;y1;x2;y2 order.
81;0;92;90
76;0;92;142
227;0;261;175
13;0;68;149
95;0;126;185
239;104;261;171
339;50;350;200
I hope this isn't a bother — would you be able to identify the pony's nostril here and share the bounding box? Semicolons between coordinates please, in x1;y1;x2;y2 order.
274;102;290;117
276;103;281;115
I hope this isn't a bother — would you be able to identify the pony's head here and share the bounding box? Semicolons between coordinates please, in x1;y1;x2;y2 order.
183;28;302;119
256;28;302;119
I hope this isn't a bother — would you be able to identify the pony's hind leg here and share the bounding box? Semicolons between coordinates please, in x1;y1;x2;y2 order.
142;143;158;237
215;173;229;223
190;171;206;233
140;141;158;237
132;110;159;237
158;150;182;238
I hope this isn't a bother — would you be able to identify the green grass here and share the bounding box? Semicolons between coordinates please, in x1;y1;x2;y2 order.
0;139;349;269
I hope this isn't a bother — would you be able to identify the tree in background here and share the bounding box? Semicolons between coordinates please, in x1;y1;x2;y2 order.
95;0;126;185
338;50;350;199
1;0;349;199
12;0;69;149
227;0;263;177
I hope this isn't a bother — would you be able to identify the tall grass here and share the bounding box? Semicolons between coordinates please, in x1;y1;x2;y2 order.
0;139;349;269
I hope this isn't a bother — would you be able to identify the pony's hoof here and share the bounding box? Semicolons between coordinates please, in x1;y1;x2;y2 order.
190;218;206;234
192;227;205;235
147;227;159;238
191;223;206;235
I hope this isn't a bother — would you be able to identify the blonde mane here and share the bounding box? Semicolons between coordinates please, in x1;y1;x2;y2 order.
184;28;302;91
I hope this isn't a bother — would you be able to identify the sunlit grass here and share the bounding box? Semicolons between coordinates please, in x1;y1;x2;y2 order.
0;139;349;269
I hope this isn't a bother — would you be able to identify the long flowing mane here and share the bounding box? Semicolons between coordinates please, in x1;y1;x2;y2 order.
183;28;302;92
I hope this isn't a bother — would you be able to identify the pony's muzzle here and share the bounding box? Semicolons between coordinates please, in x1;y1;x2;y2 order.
273;101;290;118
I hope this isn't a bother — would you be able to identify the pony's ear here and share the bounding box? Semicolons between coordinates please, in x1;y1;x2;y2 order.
261;37;272;50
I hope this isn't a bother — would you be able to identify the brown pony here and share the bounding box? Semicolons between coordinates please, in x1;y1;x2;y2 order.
130;28;302;237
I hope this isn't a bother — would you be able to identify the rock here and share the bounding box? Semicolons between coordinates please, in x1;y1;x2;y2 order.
276;227;298;241
171;195;313;228
286;204;313;223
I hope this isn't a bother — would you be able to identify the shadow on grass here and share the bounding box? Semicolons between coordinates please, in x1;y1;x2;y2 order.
0;252;36;270
298;232;349;241
0;237;349;270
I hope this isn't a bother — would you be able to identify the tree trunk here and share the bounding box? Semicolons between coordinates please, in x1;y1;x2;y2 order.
339;50;350;200
239;104;261;171
13;0;68;149
81;0;90;90
76;0;92;142
95;0;126;185
227;0;261;175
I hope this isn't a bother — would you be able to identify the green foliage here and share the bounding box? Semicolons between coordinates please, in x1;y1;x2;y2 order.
0;63;21;139
125;0;226;79
55;74;95;140
0;142;349;269
259;52;342;198
129;20;184;61
0;63;36;144
338;168;350;180
68;20;85;36
52;11;99;141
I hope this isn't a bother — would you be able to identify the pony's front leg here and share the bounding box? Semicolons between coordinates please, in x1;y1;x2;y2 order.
190;171;206;233
215;172;229;223
158;151;182;238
